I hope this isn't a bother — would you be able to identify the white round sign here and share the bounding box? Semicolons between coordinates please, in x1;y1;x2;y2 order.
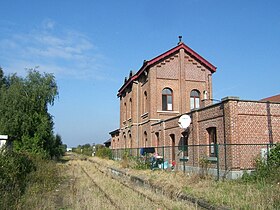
178;115;191;129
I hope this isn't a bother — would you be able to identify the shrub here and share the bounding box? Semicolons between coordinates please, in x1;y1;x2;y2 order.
199;157;211;179
267;143;280;168
0;148;35;209
242;143;280;183
96;146;112;159
72;144;94;156
130;156;150;170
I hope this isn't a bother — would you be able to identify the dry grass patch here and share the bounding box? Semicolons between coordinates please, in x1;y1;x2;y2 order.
183;179;280;209
90;156;280;209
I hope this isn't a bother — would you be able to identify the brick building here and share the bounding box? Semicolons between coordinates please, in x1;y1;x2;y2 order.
109;40;280;178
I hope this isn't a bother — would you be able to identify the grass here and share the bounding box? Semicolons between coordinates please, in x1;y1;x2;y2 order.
3;151;278;209
18;153;198;210
182;177;280;209
92;156;280;209
17;157;63;209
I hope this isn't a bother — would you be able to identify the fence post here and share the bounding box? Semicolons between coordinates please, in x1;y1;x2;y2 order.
183;145;186;173
224;143;227;172
162;146;164;170
216;144;220;181
267;143;270;159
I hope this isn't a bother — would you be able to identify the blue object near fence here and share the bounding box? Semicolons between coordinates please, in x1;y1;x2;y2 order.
140;147;155;155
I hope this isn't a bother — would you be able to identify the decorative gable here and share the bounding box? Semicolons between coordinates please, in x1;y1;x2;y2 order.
156;53;179;79
118;42;216;97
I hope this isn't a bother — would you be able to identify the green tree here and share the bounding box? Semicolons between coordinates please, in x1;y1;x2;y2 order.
0;67;6;87
0;69;60;158
82;143;91;149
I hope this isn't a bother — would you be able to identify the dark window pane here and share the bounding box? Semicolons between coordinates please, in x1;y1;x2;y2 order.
162;95;167;110
207;127;217;157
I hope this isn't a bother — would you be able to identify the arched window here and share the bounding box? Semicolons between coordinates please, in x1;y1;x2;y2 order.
129;133;132;149
123;132;126;148
129;98;132;119
155;132;159;148
144;131;147;147
190;90;200;110
207;127;217;157
162;88;173;111
143;91;148;113
180;132;189;157
124;102;127;121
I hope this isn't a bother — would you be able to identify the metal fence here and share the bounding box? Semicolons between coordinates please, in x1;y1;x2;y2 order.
111;143;275;180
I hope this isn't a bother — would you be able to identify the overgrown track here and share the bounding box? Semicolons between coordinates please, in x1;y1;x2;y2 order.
76;160;172;210
79;165;121;209
87;159;172;210
71;154;198;210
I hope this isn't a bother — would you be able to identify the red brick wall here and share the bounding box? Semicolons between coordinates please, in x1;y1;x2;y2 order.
116;48;214;150
147;99;280;171
110;44;280;173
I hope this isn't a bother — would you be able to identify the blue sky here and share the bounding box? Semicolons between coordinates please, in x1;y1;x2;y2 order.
0;0;279;147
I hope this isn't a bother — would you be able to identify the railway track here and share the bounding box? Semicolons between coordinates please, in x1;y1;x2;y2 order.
87;159;173;210
80;165;122;209
70;154;198;210
76;160;171;209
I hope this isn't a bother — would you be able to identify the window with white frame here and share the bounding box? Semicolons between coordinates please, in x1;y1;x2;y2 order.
162;88;173;111
190;89;200;110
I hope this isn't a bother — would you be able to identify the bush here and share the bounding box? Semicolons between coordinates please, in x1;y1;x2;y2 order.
130;156;150;170
0;148;35;209
267;143;280;168
120;151;150;170
96;146;112;159
242;143;280;183
72;144;94;156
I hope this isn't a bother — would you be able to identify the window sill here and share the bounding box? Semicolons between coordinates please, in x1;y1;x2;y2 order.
207;157;217;162
157;110;180;114
141;112;148;119
179;156;189;162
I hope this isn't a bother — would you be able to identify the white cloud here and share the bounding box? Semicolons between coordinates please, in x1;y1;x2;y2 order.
42;19;55;30
0;19;106;80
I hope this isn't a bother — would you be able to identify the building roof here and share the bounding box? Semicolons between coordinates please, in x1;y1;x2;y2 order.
109;129;120;135
104;139;111;144
260;94;280;102
118;42;217;97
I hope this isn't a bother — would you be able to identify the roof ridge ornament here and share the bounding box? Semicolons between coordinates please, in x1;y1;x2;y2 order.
178;35;183;45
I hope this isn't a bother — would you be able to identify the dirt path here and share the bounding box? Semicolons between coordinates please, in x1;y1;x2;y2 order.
52;154;198;210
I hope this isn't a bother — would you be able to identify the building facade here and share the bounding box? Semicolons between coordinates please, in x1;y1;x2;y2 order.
112;41;216;149
110;40;280;178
